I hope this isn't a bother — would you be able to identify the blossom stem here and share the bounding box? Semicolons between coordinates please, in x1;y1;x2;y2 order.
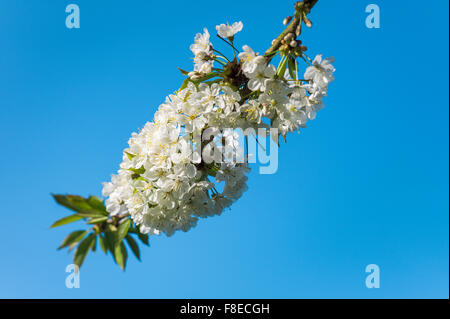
264;50;280;58
240;90;257;102
276;56;287;75
251;132;266;152
302;53;313;63
231;40;237;59
213;49;230;62
213;58;227;66
216;55;229;63
286;79;308;82
300;55;312;66
216;35;240;53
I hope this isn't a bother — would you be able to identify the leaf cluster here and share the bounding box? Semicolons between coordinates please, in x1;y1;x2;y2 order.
51;194;149;270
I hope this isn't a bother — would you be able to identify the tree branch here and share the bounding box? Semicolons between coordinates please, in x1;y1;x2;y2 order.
265;0;319;58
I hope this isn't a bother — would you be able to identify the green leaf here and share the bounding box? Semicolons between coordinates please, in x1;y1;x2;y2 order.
52;194;92;212
50;215;84;228
73;233;95;268
206;165;218;177
287;56;297;80
179;78;190;91
129;167;145;175
125;235;141;261
91;235;97;252
87;216;108;224
52;194;106;218
129;166;146;179
87;196;108;215
137;231;150;246
76;211;105;218
277;56;288;78
99;235;108;254
117;219;131;243
177;68;190;76
104;230;116;253
114;242;128;270
192;72;218;83
203;79;223;86
58;230;88;250
124;151;136;161
127;225;138;234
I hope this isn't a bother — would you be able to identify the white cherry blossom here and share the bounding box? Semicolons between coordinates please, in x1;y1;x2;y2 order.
216;21;243;39
102;23;335;238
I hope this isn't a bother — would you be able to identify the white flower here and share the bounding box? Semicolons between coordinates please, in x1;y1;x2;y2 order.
259;81;289;118
242;99;263;123
216;21;243;39
194;53;214;74
190;28;212;56
196;83;221;111
247;64;276;92
190;29;214;75
182;103;208;133
278;98;308;129
217;86;241;115
101;23;335;239
304;54;336;88
238;45;266;75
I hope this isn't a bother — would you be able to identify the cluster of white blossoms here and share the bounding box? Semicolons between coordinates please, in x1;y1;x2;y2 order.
102;21;335;237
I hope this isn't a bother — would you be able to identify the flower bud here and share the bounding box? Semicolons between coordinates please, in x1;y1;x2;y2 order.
284;32;295;42
295;24;302;36
283;16;293;25
304;17;312;28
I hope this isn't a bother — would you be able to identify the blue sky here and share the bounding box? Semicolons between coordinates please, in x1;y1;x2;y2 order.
0;0;448;298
